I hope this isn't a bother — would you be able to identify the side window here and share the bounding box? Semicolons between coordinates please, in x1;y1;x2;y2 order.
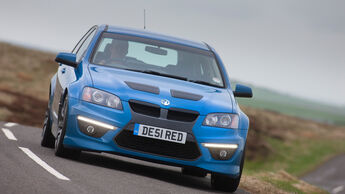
72;28;93;54
75;29;96;62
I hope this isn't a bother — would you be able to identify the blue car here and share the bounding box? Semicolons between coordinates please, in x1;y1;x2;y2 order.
41;24;252;192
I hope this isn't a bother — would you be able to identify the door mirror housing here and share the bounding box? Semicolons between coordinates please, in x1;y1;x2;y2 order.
233;84;253;98
55;52;77;68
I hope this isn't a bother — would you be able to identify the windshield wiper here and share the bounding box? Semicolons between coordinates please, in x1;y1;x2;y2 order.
123;68;188;81
143;70;188;81
122;68;219;87
188;79;220;88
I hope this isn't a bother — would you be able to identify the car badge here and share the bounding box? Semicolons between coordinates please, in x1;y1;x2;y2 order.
161;99;170;106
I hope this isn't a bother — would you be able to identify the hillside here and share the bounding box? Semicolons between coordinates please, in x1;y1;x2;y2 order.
232;80;345;126
0;42;56;126
1;41;344;193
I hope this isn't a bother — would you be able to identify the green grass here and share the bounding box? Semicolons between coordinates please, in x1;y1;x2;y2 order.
261;176;305;194
244;137;345;176
242;137;344;193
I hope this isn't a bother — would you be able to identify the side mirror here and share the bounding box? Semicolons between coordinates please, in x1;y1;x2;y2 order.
145;46;168;55
233;84;253;98
55;52;77;68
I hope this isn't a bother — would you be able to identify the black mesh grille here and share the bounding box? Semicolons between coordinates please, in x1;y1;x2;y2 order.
115;128;201;160
129;100;199;122
167;109;199;122
129;100;160;118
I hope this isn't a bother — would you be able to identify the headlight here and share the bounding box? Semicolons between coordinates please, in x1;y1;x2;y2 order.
82;87;122;110
203;113;239;129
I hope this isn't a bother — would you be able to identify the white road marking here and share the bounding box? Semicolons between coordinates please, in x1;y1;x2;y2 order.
1;128;17;141
333;185;344;194
18;147;70;181
4;122;17;127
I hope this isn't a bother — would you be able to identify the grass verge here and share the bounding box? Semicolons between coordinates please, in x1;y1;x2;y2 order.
244;138;345;176
241;136;345;193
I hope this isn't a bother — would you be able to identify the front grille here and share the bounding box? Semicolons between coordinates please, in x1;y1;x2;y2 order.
115;125;201;160
167;108;199;122
129;100;160;118
129;100;199;122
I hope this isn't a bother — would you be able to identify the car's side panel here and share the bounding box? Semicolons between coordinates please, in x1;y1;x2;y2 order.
48;73;57;125
49;73;57;107
51;65;71;136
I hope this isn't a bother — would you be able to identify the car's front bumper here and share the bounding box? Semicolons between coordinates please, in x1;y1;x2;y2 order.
63;97;247;177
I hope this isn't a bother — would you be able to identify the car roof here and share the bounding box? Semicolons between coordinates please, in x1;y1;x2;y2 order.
101;24;210;51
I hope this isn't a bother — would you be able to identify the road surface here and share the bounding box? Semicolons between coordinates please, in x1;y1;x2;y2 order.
0;121;248;194
303;154;345;194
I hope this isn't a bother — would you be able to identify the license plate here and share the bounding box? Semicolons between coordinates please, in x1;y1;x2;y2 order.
133;123;187;144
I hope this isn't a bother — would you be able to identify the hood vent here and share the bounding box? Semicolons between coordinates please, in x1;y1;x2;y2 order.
125;81;160;94
170;90;203;101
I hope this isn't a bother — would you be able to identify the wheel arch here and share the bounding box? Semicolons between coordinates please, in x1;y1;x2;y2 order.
61;88;69;106
50;73;57;99
58;88;69;116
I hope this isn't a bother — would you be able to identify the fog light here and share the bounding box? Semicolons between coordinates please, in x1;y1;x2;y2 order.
202;143;238;149
77;115;117;138
77;116;116;130
86;125;95;134
202;143;238;160
219;150;227;158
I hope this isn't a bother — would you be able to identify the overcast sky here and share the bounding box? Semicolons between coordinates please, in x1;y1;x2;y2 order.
0;0;344;106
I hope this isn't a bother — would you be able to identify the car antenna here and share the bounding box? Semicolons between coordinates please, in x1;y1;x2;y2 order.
144;9;146;30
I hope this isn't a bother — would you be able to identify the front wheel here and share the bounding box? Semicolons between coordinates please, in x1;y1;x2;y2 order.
55;95;80;158
211;173;241;192
211;149;245;192
41;108;55;148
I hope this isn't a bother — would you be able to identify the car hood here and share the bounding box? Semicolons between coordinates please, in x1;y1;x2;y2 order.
88;65;234;115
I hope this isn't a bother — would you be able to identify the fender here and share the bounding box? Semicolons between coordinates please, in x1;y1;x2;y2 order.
50;73;57;103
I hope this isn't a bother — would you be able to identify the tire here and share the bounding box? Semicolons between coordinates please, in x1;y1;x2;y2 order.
41;108;55;148
54;95;81;158
211;149;245;192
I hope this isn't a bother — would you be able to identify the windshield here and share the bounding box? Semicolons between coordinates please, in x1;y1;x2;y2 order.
91;33;224;88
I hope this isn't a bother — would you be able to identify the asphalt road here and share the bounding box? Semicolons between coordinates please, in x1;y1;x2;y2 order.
303;154;345;194
0;121;248;194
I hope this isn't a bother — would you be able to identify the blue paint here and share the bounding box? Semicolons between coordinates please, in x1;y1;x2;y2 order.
49;25;252;177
